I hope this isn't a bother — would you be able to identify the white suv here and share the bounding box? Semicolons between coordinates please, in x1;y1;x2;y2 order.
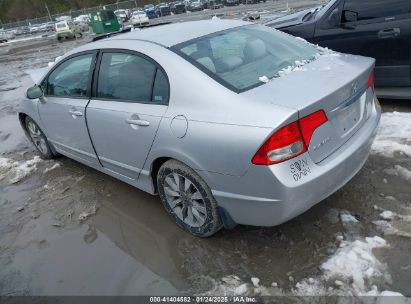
55;21;82;41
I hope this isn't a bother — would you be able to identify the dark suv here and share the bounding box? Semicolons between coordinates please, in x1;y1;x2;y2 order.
170;1;186;14
266;0;411;99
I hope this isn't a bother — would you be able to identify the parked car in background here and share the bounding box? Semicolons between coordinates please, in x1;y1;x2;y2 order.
74;14;90;24
30;25;40;34
0;32;8;43
205;0;224;9
224;0;240;6
74;20;90;32
187;0;204;11
130;10;150;27
1;30;16;40
46;22;56;32
16;26;30;35
21;20;380;237
156;3;171;17
114;9;129;23
144;4;158;19
38;23;54;32
170;1;187;14
242;0;266;4
55;20;82;41
38;23;48;32
266;0;411;99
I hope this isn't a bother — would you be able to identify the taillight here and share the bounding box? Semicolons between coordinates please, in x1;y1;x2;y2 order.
299;110;328;147
252;110;328;165
368;71;374;90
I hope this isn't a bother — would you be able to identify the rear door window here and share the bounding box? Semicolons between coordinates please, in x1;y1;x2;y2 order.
96;52;169;104
343;0;411;21
152;69;169;104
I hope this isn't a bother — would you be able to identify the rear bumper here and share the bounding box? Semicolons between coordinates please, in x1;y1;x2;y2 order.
133;20;149;26
189;7;203;11
56;31;74;38
210;99;381;227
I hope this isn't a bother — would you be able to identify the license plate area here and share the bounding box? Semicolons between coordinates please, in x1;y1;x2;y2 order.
332;91;366;138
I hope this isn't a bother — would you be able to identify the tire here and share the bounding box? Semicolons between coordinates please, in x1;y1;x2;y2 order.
157;160;223;237
25;116;54;159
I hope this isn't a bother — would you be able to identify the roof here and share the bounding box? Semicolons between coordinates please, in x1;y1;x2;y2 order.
108;19;250;47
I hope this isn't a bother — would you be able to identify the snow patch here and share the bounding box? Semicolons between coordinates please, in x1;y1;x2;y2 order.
258;75;269;83
277;60;311;77
206;236;402;297
0;156;42;184
341;212;359;223
372;112;411;157
43;162;61;174
251;277;260;287
320;236;388;293
384;165;411;182
380;211;395;221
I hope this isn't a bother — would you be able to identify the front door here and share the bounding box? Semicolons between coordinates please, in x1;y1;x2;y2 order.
38;52;98;165
313;0;411;87
86;51;169;179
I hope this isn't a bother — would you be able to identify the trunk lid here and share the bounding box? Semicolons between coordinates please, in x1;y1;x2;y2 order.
242;53;375;163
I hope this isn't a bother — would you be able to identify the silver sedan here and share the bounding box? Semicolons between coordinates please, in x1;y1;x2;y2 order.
19;19;381;237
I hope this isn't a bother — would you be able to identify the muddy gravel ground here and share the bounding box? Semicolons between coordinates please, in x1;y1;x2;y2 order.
1;1;411;299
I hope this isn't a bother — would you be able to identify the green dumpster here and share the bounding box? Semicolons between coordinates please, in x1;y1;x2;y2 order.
89;10;121;34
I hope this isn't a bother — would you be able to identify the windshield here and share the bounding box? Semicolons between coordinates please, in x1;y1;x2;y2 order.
313;0;337;19
303;0;335;21
172;25;318;92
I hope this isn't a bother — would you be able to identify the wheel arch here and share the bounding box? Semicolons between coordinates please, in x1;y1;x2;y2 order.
18;112;31;137
147;151;214;194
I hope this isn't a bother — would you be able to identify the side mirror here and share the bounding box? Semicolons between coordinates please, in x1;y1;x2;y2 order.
327;9;340;27
26;85;43;99
343;10;358;23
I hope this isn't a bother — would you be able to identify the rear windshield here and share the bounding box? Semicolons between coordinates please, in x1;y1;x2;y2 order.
56;23;67;28
172;25;319;92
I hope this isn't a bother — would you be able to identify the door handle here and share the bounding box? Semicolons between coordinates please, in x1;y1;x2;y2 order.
126;119;150;127
378;28;400;39
69;110;83;117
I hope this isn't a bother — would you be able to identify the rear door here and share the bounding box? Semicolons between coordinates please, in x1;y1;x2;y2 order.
313;0;411;87
86;50;169;179
38;51;99;165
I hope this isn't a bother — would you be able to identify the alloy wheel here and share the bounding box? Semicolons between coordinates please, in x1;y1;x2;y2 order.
26;121;48;155
163;173;207;227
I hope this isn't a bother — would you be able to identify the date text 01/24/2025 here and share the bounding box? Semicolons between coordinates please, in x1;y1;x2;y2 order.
149;296;258;303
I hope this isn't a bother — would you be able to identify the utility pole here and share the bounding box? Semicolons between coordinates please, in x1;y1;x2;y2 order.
45;2;52;22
